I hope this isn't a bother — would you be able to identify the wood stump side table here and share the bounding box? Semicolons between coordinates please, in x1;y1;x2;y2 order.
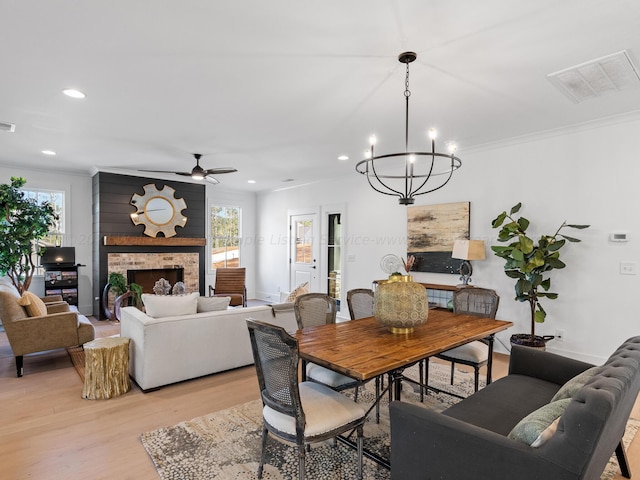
82;337;131;400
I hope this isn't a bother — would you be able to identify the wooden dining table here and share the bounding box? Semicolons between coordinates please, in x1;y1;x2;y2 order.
295;309;513;469
295;309;513;400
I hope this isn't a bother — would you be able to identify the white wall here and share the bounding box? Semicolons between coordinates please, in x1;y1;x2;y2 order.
0;166;94;314
255;113;640;363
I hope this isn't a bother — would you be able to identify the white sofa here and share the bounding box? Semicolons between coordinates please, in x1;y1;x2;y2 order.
120;303;297;391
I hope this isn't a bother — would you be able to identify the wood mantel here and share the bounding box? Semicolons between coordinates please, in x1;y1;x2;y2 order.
103;236;206;247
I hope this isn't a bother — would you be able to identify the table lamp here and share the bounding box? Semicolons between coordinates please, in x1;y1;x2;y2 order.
452;239;486;286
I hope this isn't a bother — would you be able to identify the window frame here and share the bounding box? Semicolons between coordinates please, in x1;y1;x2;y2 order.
209;204;242;270
20;187;65;274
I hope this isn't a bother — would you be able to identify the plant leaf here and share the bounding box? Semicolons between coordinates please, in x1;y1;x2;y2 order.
534;309;546;323
546;258;566;269
517;217;530;231
491;212;507;228
566;224;590;229
559;234;581;243
505;270;524;279
510;203;522;215
547;238;565;251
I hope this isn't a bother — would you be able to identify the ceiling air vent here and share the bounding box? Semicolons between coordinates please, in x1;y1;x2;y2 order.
547;50;640;103
0;121;16;132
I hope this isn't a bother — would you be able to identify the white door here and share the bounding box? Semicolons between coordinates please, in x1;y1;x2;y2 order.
289;213;320;293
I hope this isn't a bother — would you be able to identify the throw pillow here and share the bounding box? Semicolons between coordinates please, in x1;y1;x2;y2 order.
551;366;601;402
508;398;571;447
142;291;199;318
197;296;231;313
285;282;309;303
18;291;48;317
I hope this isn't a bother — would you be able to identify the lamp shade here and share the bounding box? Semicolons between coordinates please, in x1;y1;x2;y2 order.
452;240;486;261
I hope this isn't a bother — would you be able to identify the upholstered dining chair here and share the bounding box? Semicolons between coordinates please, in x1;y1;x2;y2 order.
346;288;375;320
294;293;361;397
246;319;365;480
426;287;500;394
208;267;246;306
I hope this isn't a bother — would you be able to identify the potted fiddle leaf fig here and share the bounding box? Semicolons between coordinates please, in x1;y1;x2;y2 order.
0;177;58;293
491;202;589;348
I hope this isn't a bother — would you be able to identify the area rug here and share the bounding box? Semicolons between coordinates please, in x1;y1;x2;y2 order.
67;345;86;381
141;363;638;480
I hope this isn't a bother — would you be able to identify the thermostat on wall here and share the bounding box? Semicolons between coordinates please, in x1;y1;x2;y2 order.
609;232;629;242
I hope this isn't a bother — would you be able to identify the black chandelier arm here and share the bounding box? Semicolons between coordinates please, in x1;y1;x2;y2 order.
364;159;406;199
410;155;460;198
406;152;437;197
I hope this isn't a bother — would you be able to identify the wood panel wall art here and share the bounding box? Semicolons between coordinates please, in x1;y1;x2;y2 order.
407;201;470;274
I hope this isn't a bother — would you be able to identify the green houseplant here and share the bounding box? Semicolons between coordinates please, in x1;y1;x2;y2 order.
0;177;58;294
491;202;589;348
102;272;143;320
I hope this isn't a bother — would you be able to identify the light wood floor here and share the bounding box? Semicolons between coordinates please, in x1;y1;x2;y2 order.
0;319;638;480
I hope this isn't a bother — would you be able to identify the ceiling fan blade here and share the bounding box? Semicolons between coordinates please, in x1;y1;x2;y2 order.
139;169;192;175
204;175;220;184
204;168;237;175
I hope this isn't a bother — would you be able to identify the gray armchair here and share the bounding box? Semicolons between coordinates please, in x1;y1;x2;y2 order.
0;282;95;377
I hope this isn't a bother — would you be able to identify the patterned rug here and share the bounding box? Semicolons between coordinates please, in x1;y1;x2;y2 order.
141;363;638;480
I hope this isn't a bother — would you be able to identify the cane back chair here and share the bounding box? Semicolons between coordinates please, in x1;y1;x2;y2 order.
246;319;365;479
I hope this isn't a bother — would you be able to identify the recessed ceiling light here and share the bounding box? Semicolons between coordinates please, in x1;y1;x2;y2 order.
338;155;349;161
41;150;57;156
247;180;256;184
62;88;86;99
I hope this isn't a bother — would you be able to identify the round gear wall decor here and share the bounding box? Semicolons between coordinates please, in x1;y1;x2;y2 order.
130;184;187;237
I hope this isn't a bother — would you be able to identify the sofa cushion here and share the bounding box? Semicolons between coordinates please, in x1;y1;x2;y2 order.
551;366;601;402
508;398;571;447
142;292;199;318
285;282;309;302
197;296;231;312
18;291;48;317
443;374;560;436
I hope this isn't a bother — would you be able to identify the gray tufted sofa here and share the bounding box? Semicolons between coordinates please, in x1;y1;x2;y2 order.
390;336;640;480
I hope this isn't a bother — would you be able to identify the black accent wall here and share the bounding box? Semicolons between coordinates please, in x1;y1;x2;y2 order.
92;172;206;319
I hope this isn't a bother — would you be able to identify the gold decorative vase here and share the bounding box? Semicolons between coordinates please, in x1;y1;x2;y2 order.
374;280;428;334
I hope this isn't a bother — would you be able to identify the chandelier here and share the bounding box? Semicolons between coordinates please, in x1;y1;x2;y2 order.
355;52;462;205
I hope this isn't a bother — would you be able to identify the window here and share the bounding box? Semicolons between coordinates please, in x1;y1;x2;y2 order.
21;188;65;273
210;205;241;268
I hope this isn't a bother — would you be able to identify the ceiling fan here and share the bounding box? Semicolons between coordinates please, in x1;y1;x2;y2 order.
140;153;237;184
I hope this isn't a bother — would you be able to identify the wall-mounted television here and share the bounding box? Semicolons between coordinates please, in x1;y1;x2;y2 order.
41;247;76;266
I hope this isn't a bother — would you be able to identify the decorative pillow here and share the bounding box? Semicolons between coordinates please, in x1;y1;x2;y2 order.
508;398;571;447
285;282;309;303
197;296;231;313
18;291;48;317
551;366;601;402
142;291;199;318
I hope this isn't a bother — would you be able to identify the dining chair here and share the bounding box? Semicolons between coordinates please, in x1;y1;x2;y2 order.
208;267;246;306
425;287;500;394
346;288;386;419
346;288;374;320
294;293;362;398
246;319;365;480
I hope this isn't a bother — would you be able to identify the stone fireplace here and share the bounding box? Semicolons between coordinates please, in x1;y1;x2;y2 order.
107;253;200;293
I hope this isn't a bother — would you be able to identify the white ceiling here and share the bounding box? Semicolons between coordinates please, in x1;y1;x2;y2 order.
2;0;640;192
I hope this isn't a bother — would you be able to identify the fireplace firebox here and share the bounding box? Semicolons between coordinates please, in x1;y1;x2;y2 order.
127;267;184;294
